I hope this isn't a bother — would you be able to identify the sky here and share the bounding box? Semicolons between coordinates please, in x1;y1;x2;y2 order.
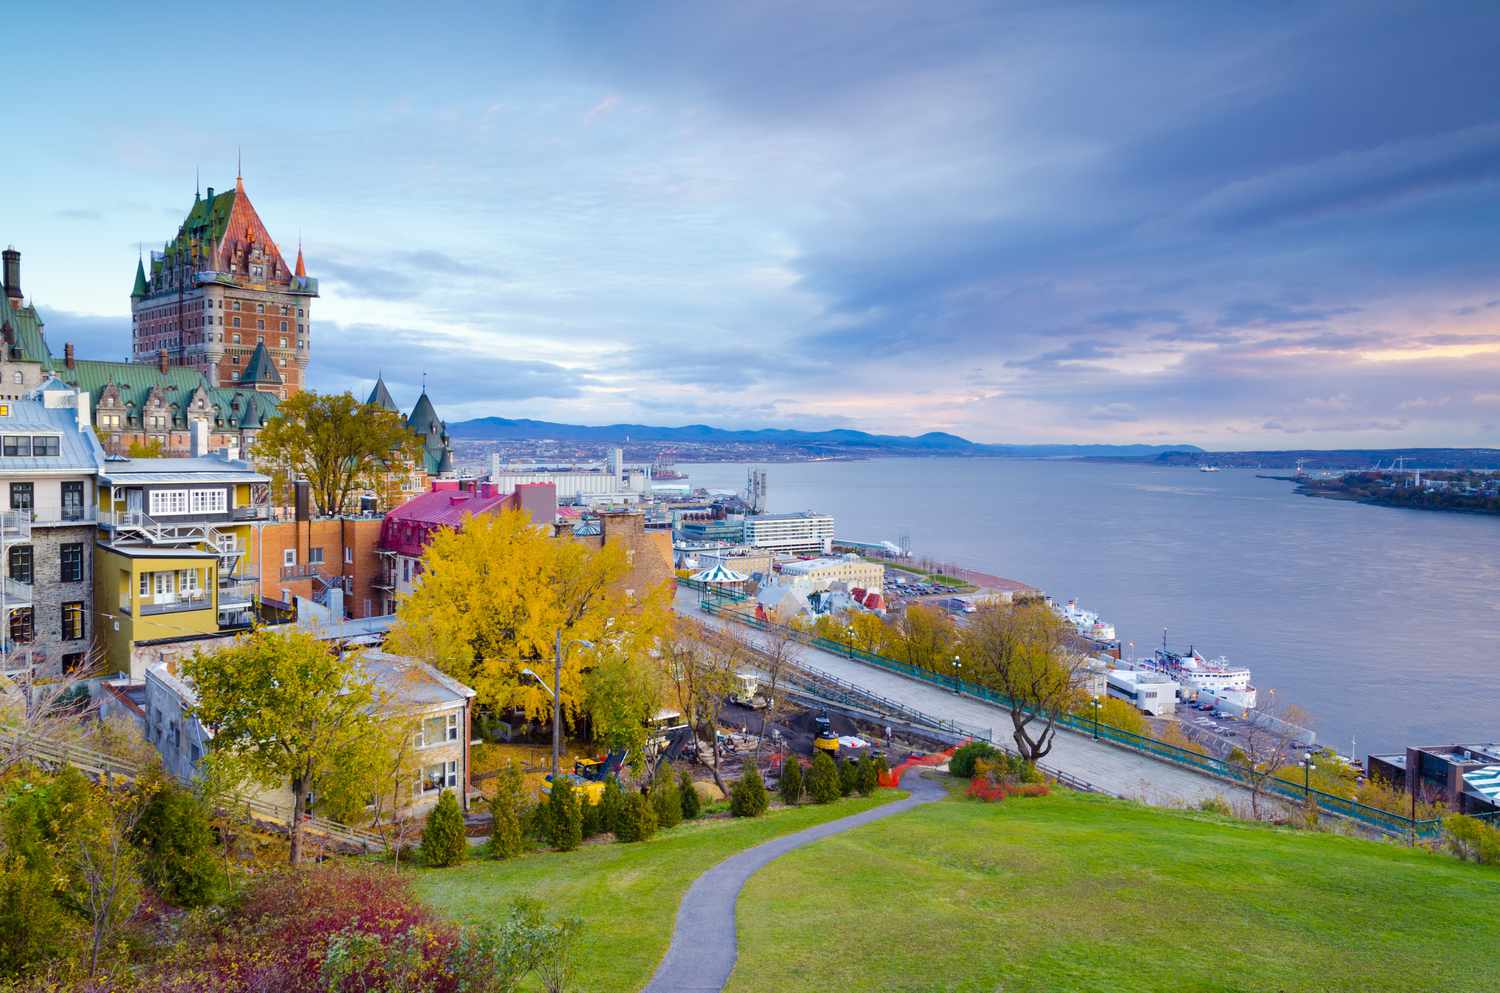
6;2;1500;449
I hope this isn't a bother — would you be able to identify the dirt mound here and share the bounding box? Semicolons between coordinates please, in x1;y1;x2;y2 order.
789;709;860;737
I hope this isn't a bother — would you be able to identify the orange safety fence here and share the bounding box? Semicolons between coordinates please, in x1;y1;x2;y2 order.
879;744;960;788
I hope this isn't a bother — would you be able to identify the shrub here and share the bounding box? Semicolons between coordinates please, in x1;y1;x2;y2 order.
949;741;1000;778
652;773;683;830
614;791;657;843
839;758;859;797
489;762;527;859
1006;782;1051;798
1198;795;1234;817
420;789;467;867
1444;815;1500;865
807;751;841;804
856;756;879;796
779;758;803;806
599;775;625;836
580;793;602;839
967;777;1006;802
547;778;582;852
730;766;770;818
131;779;227;908
678;768;701;821
872;753;891;785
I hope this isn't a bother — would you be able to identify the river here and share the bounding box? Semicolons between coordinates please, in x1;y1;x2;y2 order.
676;458;1500;757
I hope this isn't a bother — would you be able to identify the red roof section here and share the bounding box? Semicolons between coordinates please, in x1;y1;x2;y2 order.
213;175;291;278
379;482;518;558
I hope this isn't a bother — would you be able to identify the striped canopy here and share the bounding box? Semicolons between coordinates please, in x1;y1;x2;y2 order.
691;564;749;584
1463;765;1500;803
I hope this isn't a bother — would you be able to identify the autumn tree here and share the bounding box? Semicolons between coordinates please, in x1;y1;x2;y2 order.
184;627;384;865
387;510;670;770
892;603;958;673
961;601;1084;762
251;390;422;516
126;437;165;458
751;608;800;761
662;618;743;793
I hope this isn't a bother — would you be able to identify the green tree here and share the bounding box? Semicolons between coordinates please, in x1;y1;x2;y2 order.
807;751;841;804
838;758;859;797
599;776;625;836
126;437;165;458
857;756;879;796
183;627;383;865
779;758;803;806
678;768;701;820
615;791;657;843
961;602;1083;761
130;774;226;907
489;761;528;860
251;389;422;515
421;789;468;867
652;772;683;830
949;741;1001;778
730;766;769;818
547;778;582;852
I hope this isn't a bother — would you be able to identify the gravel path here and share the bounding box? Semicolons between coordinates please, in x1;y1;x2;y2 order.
641;767;945;993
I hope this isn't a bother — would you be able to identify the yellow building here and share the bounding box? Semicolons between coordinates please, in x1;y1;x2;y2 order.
94;455;268;678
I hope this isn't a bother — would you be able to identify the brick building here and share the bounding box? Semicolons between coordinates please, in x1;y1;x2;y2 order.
131;173;317;394
252;514;386;619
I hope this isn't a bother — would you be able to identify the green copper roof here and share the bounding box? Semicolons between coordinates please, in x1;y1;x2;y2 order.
131;258;148;298
0;303;55;365
151;189;237;277
239;342;283;386
46;356;280;432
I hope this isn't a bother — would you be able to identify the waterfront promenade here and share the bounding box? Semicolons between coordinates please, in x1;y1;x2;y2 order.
673;587;1251;807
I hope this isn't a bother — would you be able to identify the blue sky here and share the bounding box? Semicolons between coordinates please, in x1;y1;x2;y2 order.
8;2;1500;448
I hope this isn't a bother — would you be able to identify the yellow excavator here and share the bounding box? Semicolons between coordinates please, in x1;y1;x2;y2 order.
812;713;839;760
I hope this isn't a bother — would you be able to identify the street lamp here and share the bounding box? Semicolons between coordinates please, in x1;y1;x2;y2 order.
1302;752;1316;801
845;625;855;659
951;655;962;694
1091;695;1101;740
522;635;596;781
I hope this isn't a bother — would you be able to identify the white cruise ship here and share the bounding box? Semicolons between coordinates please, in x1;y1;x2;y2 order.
1051;598;1117;643
1138;647;1257;709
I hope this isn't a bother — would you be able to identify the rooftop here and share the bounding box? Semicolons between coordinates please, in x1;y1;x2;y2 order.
0;398;103;472
358;650;476;708
97;454;268;486
748;511;834;522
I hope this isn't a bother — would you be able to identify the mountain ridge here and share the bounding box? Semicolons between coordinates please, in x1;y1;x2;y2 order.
444;416;1202;458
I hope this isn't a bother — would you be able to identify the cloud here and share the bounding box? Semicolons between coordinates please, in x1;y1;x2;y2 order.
584;94;621;124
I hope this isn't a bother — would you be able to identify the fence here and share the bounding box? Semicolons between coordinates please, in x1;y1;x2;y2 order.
693;599;1453;839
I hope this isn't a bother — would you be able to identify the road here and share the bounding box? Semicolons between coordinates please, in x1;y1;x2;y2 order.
677;588;1250;807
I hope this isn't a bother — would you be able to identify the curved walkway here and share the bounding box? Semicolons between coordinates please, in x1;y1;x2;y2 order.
642;767;945;993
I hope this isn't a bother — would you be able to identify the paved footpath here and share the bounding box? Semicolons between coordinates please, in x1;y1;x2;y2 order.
678;588;1250;808
642;767;945;993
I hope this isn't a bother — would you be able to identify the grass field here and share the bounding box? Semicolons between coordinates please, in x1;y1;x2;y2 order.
727;785;1500;993
412;790;901;993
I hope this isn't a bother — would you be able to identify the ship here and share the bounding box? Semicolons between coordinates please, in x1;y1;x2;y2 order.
1199;465;1222;473
1050;597;1117;643
651;461;688;481
1135;646;1257;709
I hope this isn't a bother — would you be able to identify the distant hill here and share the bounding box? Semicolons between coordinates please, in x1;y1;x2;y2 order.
444;416;1201;458
1137;448;1500;470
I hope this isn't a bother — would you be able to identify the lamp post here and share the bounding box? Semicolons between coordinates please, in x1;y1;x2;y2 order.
523;633;596;782
845;625;854;659
951;655;962;694
1302;752;1316;801
1091;695;1101;740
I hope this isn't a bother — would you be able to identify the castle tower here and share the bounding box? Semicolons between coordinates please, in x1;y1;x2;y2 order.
130;173;317;392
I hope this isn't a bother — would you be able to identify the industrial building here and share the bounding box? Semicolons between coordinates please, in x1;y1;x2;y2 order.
1367;742;1500;815
778;553;884;594
488;447;650;504
1104;669;1179;717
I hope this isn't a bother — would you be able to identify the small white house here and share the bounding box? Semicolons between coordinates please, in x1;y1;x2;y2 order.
1105;669;1179;717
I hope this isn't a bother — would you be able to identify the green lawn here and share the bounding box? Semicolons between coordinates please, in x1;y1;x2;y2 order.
413;790;902;993
727;785;1500;993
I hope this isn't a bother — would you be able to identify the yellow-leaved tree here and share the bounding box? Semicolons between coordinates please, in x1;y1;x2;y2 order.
386;508;671;745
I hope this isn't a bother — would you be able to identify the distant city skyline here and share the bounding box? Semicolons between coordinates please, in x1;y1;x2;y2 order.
8;3;1500;448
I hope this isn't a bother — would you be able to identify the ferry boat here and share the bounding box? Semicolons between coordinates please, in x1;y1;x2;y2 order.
1198;465;1222;473
1051;598;1117;643
1137;646;1257;709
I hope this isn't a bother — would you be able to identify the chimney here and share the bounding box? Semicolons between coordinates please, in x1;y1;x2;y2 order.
2;247;20;309
76;389;90;432
190;420;209;457
158;348;169;374
294;480;311;522
64;342;74;369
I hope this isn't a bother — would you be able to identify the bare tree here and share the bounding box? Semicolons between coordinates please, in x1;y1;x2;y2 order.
752;609;800;762
663;618;742;794
0;646;110;773
1231;699;1313;820
74;774;147;976
962;602;1085;761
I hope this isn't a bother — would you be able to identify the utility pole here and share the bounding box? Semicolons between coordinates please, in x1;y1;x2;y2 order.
552;628;563;781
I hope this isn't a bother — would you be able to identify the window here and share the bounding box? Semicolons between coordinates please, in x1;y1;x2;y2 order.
232;300;240;311
297;308;304;318
2;436;30;457
148;489;189;515
62;652;83;674
283;548;297;567
232;354;240;365
8;545;30;584
61;481;83;519
154;572;173;597
178;569;200;594
232;333;241;344
8;482;30;512
61;602;84;641
256;303;264;315
419;760;458;793
9;608;32;645
402;558;411;583
256;320;264;331
308;546;324;565
60;543;83;583
30;436;58;457
279;334;287;346
418;713;459;748
344;546;353;564
189;489;226;514
10;372;19;385
139;572;149;597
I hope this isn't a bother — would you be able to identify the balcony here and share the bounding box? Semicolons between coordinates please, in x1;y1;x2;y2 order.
231;506;270;521
0;511;31;544
1;578;32;609
217;581;257;606
138;592;213;616
280;563;337;581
